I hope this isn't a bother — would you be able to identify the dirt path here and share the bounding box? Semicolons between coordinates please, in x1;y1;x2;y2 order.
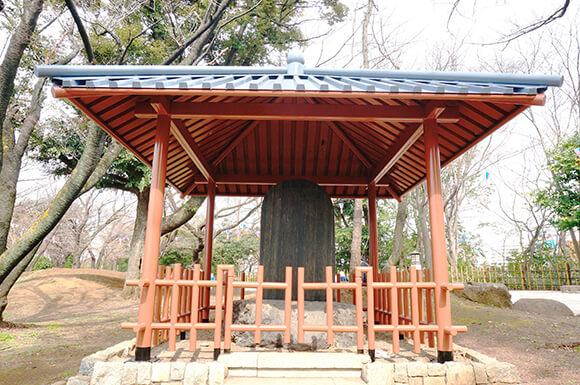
452;296;580;385
1;269;578;384
0;269;138;385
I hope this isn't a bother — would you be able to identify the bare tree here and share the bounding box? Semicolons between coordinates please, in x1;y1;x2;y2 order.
0;0;44;175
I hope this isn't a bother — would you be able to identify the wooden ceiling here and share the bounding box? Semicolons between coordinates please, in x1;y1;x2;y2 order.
54;87;542;199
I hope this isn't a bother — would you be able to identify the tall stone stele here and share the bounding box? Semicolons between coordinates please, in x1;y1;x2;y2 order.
260;179;335;301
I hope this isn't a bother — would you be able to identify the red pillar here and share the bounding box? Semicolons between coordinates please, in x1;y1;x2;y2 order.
423;118;453;362
368;182;379;327
202;180;216;322
135;114;170;361
368;182;378;277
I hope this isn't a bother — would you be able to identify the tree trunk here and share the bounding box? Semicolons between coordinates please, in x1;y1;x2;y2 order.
387;196;408;267
26;240;48;272
0;122;106;327
0;243;41;323
570;228;580;262
123;186;149;298
350;198;363;273
0;0;44;174
0;148;19;254
414;187;432;270
0;79;46;254
447;200;459;266
0;123;105;282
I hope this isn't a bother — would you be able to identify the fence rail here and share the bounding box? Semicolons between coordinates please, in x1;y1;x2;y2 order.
449;262;579;290
122;264;465;360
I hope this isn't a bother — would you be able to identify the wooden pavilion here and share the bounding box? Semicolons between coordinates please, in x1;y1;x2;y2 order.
37;53;561;362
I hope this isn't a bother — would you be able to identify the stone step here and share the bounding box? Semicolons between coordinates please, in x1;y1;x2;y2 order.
225;377;366;385
218;352;369;378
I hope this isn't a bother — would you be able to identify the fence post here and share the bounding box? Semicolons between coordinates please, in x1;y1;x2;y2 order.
168;264;182;351
298;267;305;344
284;266;292;345
519;264;526;290
566;263;572;285
355;268;365;354
241;272;246;300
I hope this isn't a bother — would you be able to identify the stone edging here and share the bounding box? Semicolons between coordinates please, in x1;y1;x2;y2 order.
65;340;520;385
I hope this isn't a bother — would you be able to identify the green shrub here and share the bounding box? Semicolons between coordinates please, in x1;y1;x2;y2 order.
116;258;128;272
63;254;74;268
33;256;54;271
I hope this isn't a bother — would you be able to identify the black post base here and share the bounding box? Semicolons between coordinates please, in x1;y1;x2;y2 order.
437;350;453;363
399;333;405;340
180;331;186;340
202;318;210;323
224;348;231;354
135;347;151;361
213;348;221;360
357;349;364;354
368;349;375;362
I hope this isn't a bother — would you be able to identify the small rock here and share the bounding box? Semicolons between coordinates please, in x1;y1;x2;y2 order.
136;362;152;385
445;362;475;385
79;357;98;376
423;377;445;385
407;362;428;377
426;363;446;376
151;362;171;382
409;377;423;385
170;362;186;380
394;363;408;382
66;376;89;385
184;362;209;385
208;362;228;385
362;361;395;385
471;362;488;384
91;362;123;385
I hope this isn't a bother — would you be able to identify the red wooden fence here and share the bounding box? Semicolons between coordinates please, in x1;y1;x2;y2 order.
122;264;466;360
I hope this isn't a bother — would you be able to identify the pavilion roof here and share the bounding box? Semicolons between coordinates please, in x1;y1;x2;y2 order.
36;53;562;199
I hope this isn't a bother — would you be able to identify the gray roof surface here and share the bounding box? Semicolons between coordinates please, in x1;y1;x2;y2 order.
36;52;563;95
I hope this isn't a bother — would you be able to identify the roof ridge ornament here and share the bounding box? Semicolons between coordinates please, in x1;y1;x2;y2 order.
287;50;305;75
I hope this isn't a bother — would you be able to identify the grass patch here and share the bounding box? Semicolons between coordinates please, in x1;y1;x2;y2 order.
0;332;15;344
60;369;75;378
46;324;60;330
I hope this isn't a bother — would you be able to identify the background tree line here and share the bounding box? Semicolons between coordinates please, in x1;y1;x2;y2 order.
0;0;578;326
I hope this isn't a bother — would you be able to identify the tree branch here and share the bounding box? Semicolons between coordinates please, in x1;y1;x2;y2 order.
163;0;233;65
64;0;94;63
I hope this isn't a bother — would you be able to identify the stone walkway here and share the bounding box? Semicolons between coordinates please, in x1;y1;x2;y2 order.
509;290;580;315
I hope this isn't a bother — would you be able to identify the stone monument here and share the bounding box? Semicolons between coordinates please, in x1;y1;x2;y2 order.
260;179;335;301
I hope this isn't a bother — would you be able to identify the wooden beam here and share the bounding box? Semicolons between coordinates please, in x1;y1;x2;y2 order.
170;119;215;182
213;121;259;166
53;86;547;106
150;96;171;115
328;122;372;169
372;123;424;184
135;101;460;123
186;174;381;187
382;176;402;202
